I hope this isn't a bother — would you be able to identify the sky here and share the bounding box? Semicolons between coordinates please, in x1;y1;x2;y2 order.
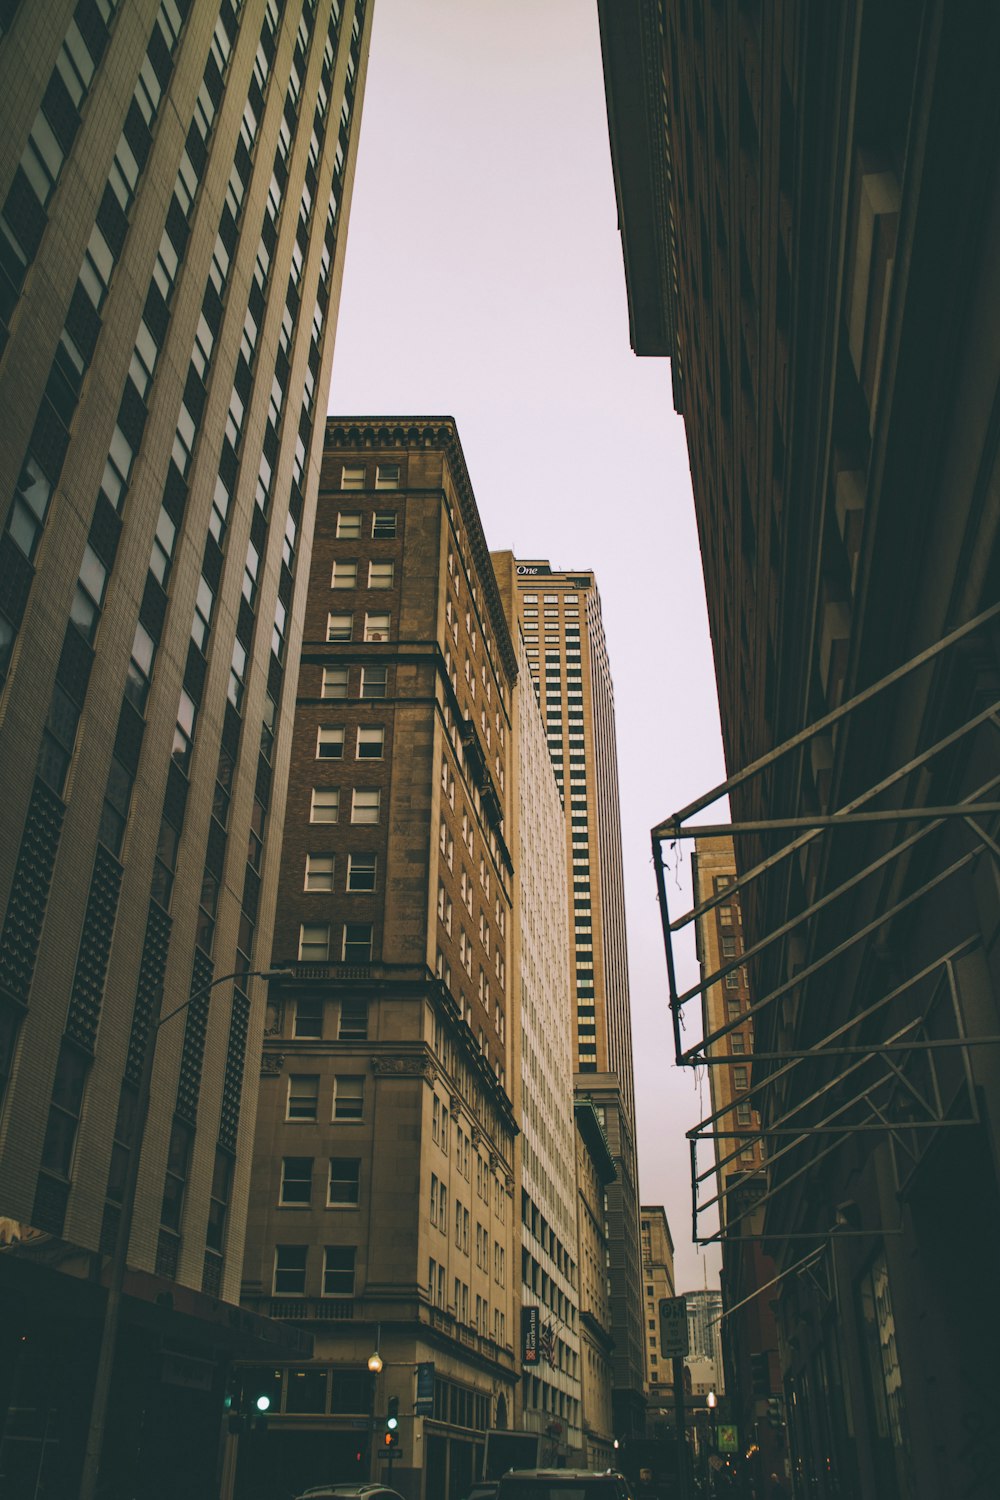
327;0;726;1292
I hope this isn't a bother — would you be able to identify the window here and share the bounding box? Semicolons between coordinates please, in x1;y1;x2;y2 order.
351;788;380;824
328;1158;360;1207
322;666;348;698
347;853;377;892
299;923;330;962
287;1074;319;1120
274;1245;307;1294
305;853;335;891
338;997;368;1040
341;465;364;490
336;510;362;536
342;923;373;962
124;625;152;707
322;1245;355;1297
333;1075;364;1120
360;665;387;699
327;612;353;640
375;462;400;489
310;787;340;823
293;995;323;1037
280;1157;313;1204
357;726;384;759
372;510;396;538
317;725;344;759
364;612;390;641
331;560;357;588
368;560;394;589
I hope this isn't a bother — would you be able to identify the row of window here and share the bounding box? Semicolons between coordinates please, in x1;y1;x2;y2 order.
279;1154;359;1207
334;507;396;535
339;462;400;490
326;610;390;640
330;559;393;588
298;922;373;964
308;784;380;823
318;664;387;698
274;1242;355;1296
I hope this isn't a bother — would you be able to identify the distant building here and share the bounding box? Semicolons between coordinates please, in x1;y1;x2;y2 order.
509;559;646;1439
682;1290;723;1392
493;551;583;1463
638;1205;675;1409
240;420;519;1500
0;1;370;1492
575;1098;617;1468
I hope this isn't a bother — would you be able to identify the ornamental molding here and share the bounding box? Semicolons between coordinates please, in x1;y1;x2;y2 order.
372;1053;438;1081
261;1053;284;1076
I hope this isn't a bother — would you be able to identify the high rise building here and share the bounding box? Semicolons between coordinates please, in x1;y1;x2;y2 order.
0;1;371;1492
509;561;645;1437
493;551;583;1463
574;1099;617;1468
602;2;1000;1496
240;419;520;1500
681;1289;723;1395
638;1205;675;1409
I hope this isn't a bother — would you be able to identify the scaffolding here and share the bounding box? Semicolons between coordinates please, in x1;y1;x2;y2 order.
651;602;1000;1247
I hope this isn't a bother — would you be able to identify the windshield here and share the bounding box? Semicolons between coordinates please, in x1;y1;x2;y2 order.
498;1485;622;1500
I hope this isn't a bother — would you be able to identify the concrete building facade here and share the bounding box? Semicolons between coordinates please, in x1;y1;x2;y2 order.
574;1098;617;1469
240;420;519;1500
510;560;646;1440
493;551;583;1464
602;2;1000;1497
0;1;370;1493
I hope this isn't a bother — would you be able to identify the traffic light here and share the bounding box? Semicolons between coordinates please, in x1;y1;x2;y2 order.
387;1396;399;1431
767;1396;784;1428
383;1429;399;1450
750;1352;770;1397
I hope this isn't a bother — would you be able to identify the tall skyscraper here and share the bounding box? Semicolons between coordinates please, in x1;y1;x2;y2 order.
638;1205;675;1408
509;561;646;1437
240;419;520;1500
602;2;1000;1496
0;1;371;1492
493;551;583;1464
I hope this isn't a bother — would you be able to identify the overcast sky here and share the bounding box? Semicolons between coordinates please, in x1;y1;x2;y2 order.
328;0;725;1292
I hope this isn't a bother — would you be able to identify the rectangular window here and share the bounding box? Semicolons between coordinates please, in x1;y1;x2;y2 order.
331;560;357;588
368;560;394;589
351;788;381;824
305;853;335;891
294;995;324;1037
323;1245;356;1296
328;1158;360;1207
322;667;348;698
360;666;387;699
342;923;373;962
280;1157;313;1204
347;853;377;892
298;923;330;962
310;787;340;823
357;726;384;759
341;466;364;490
316;725;345;758
364;612;390;641
274;1245;307;1294
336;510;362;536
287;1074;319;1120
327;612;353;640
375;462;400;489
338;997;368;1040
372;510;397;538
333;1075;364;1120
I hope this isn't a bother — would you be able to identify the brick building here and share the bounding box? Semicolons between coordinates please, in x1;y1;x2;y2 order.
240;419;520;1500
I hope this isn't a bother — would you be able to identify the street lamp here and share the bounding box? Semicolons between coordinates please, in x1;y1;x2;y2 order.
368;1322;383;1373
79;965;293;1500
706;1390;718;1498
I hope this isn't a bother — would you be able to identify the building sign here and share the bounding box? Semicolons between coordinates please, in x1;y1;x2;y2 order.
516;564;551;576
415;1360;435;1415
521;1306;541;1364
659;1296;689;1357
718;1424;738;1454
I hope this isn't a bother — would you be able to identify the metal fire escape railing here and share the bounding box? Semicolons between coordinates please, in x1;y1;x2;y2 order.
651;602;1000;1247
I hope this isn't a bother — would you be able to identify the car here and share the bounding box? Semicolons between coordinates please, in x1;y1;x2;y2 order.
462;1486;500;1500
293;1487;406;1500
495;1469;635;1500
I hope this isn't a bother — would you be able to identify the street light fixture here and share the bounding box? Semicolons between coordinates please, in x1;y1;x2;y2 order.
706;1390;718;1499
368;1322;383;1373
79;965;294;1500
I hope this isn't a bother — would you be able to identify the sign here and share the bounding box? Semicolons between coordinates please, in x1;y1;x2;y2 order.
516;564;551;576
415;1360;434;1415
521;1306;540;1365
718;1424;738;1454
659;1296;689;1357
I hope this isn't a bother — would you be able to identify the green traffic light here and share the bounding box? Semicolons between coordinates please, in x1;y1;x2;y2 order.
256;1394;271;1412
